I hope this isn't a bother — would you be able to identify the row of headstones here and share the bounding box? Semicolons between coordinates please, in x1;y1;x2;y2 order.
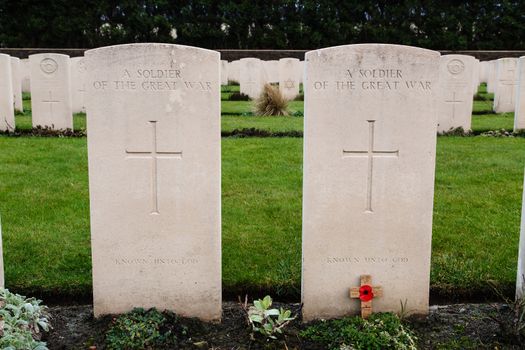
223;58;304;100
0;53;87;131
1;44;525;323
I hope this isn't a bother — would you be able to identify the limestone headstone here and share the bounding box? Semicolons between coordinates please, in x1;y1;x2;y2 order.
264;60;279;83
10;57;23;112
302;44;440;321
0;54;15;132
437;55;475;132
71;57;87;113
493;58;518;113
21;58;31;93
229;60;240;83
220;60;229;85
278;58;300;100
298;60;304;83
517;168;525;299
240;57;265;99
85;43;221;321
472;58;480;95
514;56;525;131
29;53;73;129
479;61;489;84
487;60;497;94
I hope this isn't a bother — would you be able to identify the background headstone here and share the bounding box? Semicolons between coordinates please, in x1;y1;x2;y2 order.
487;60;497;94
221;60;229;85
229;60;240;84
302;44;440;321
21;58;31;93
515;56;525;131
437;55;475;132
86;43;221;321
493;57;518;113
10;57;23;112
0;54;15;132
264;60;279;83
278;58;300;100
71;57;87;113
29;53;73;129
472;58;480;95
239;57;265;99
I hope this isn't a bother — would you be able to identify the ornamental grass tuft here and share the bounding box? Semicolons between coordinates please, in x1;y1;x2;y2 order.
254;84;289;116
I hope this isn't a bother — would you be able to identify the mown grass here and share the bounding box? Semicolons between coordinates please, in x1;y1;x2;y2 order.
0;136;524;297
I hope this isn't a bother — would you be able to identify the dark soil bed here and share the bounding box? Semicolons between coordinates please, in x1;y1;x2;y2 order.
45;302;523;349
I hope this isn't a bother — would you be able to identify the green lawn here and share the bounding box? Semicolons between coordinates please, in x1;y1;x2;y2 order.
0;136;524;297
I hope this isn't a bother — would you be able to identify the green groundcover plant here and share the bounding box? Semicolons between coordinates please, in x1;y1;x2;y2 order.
300;312;417;350
0;288;50;350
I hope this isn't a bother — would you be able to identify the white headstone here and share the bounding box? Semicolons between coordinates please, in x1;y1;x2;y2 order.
239;57;265;99
487;60;497;94
437;55;475;132
86;43;221;321
278;58;300;100
0;54;15;132
71;57;87;113
229;60;240;83
264;60;279;83
29;53;73;129
517;168;525;299
493;58;518;113
302;44;440;321
21;58;31;93
220;60;229;85
10;57;23;112
515;56;525;131
472;58;480;95
298;61;304;84
479;61;489;84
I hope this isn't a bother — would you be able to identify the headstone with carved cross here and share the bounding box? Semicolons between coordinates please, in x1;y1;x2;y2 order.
29;53;72;130
71;57;87;113
350;275;383;318
85;43;221;321
437;55;476;133
279;58;300;100
494;57;518;113
0;54;14;132
302;44;439;321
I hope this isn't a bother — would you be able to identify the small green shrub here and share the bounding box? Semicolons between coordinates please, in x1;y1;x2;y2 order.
229;92;251;101
243;295;295;340
0;288;50;350
105;308;186;350
254;84;289;116
300;312;417;350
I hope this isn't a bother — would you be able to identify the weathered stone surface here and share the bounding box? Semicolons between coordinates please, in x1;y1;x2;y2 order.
0;54;14;132
10;57;23;112
493;58;518;113
21;58;31;93
29;53;73;129
239;57;265;99
85;43;221;321
221;60;229;85
437;55;475;132
302;44;440;321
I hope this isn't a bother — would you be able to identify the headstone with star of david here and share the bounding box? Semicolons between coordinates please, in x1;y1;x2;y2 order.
279;58;300;100
302;44;440;321
437;54;476;133
85;43;221;321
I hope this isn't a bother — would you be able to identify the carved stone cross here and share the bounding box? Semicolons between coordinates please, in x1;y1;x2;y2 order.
444;92;463;120
42;91;59;117
349;274;383;318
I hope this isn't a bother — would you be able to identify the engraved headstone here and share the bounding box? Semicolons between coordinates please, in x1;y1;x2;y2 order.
85;43;221;321
221;60;229;85
437;55;475;132
21;58;31;93
29;53;73;129
487;60;497;94
71;57;87;113
479;61;489;84
279;58;300;100
240;57;265;99
493;58;518;113
11;57;23;112
264;60;279;83
517;167;525;299
229;60;240;84
302;44;440;321
515;56;525;131
0;54;15;132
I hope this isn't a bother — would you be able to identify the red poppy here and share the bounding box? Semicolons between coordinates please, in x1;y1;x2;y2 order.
359;285;374;302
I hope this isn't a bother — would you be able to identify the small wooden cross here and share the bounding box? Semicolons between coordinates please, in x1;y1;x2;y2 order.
349;275;383;318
